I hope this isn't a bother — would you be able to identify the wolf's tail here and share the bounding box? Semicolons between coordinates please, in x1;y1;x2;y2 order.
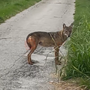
25;40;30;50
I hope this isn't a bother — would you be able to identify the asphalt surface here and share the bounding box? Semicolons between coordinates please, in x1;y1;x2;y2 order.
0;0;75;90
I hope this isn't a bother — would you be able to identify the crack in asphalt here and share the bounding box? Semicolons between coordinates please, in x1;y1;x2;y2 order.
0;46;56;90
0;38;11;40
56;2;74;5
0;56;23;79
0;58;55;90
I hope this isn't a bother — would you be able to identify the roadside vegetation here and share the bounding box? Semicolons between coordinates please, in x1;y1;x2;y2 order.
62;0;90;89
0;0;41;24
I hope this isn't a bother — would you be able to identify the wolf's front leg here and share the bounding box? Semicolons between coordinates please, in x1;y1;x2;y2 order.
54;47;61;65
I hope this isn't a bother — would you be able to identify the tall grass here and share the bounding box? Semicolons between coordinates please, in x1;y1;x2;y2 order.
64;18;90;78
62;0;90;89
0;0;41;23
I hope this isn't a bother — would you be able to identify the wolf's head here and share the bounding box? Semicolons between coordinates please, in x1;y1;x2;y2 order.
63;23;73;37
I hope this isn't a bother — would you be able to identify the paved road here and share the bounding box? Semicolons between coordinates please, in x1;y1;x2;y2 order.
0;0;75;90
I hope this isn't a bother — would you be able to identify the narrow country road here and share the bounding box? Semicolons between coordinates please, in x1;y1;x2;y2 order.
0;0;75;90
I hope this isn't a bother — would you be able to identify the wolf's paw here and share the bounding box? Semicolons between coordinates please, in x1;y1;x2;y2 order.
55;60;61;65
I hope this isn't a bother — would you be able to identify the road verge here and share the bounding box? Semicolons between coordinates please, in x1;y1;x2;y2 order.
0;0;41;24
63;0;90;89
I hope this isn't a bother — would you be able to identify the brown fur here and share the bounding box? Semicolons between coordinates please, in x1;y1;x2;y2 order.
26;23;73;65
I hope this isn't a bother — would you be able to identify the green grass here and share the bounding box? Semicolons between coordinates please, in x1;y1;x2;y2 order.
62;0;90;89
0;0;41;23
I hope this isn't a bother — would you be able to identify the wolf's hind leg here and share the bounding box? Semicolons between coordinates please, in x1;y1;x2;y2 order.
28;46;37;65
27;36;38;65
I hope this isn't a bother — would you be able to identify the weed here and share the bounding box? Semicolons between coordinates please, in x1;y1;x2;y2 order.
62;0;90;89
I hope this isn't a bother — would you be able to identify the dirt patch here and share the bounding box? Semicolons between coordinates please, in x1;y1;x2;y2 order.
49;73;84;90
50;81;84;90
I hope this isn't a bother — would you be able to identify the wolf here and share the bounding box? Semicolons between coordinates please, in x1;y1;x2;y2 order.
26;23;73;65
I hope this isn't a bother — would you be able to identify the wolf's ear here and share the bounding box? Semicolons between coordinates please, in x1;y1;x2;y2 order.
63;23;66;28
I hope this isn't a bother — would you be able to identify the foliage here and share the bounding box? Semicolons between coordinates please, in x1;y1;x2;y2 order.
0;0;41;23
62;0;90;89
